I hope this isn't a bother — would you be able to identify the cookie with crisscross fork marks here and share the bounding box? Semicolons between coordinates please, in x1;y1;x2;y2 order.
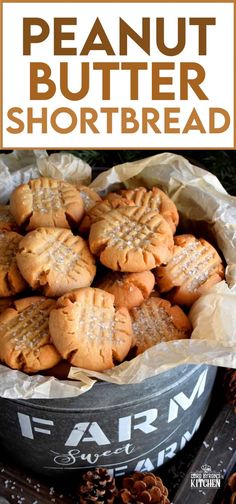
98;271;155;309
0;297;61;372
49;288;133;371
16;227;96;297
10;177;84;231
89;206;174;272
130;297;191;355
108;186;179;233
155;234;224;306
0;231;27;296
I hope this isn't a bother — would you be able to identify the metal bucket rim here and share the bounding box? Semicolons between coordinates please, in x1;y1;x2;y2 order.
1;364;209;412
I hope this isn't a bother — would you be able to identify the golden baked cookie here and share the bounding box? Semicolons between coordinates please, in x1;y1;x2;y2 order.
0;205;18;231
0;297;61;373
10;177;84;231
0;231;27;297
98;271;155;309
89;206;174;272
49;287;133;371
0;297;14;314
155;234;224;306
77;185;102;211
16;227;96;297
109;187;179;233
130;297;192;355
79;197;134;234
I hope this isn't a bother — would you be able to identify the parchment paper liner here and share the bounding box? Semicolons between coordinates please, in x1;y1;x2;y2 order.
0;151;235;399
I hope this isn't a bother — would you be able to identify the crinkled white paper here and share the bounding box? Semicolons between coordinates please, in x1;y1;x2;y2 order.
37;152;91;186
0;151;91;204
0;150;46;204
0;151;235;399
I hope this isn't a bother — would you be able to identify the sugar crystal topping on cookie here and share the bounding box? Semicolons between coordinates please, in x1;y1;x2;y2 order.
168;239;215;291
0;233;20;269
105;219;155;250
32;188;64;213
0;300;52;350
76;304;116;341
46;237;80;273
79;191;94;210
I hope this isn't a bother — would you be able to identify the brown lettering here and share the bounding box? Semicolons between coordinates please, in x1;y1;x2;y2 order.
120;18;150;55
209;108;230;133
51;107;77;133
23;18;49;55
100;107;119;132
180;63;208;100
121;108;139;133
183;107;206;133
60;62;89;100
80;18;115;55
30;62;56;100
7;108;24;133
156;18;186;56
142;108;160;133
165;108;180;133
54;18;77;55
152;63;175;100
121;62;147;100
189;18;216;55
27;107;47;133
80;108;99;133
93;63;119;99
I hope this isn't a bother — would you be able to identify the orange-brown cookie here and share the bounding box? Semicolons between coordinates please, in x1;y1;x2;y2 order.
0;231;27;297
155;234;224;306
10;177;84;231
77;185;102;211
0;297;15;314
16;227;96;297
49;287;133;371
109;187;179;233
0;205;18;231
79;197;134;234
98;271;155;309
130;297;192;355
89;206;174;272
0;297;61;373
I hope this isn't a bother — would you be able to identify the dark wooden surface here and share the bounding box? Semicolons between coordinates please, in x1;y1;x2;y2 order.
173;405;236;504
0;456;77;504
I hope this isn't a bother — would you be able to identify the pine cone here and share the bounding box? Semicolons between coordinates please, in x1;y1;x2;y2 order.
119;472;170;504
221;472;236;503
78;468;117;503
223;369;236;406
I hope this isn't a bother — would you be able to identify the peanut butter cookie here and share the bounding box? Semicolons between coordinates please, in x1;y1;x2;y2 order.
130;297;192;355
0;297;61;373
98;271;155;309
16;227;96;297
89;206;174;272
155;234;224;306
10;177;84;231
49;287;133;371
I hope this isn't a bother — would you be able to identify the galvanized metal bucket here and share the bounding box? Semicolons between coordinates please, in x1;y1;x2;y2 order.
0;364;216;477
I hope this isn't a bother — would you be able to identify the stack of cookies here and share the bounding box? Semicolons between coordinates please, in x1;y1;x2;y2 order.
0;178;224;375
